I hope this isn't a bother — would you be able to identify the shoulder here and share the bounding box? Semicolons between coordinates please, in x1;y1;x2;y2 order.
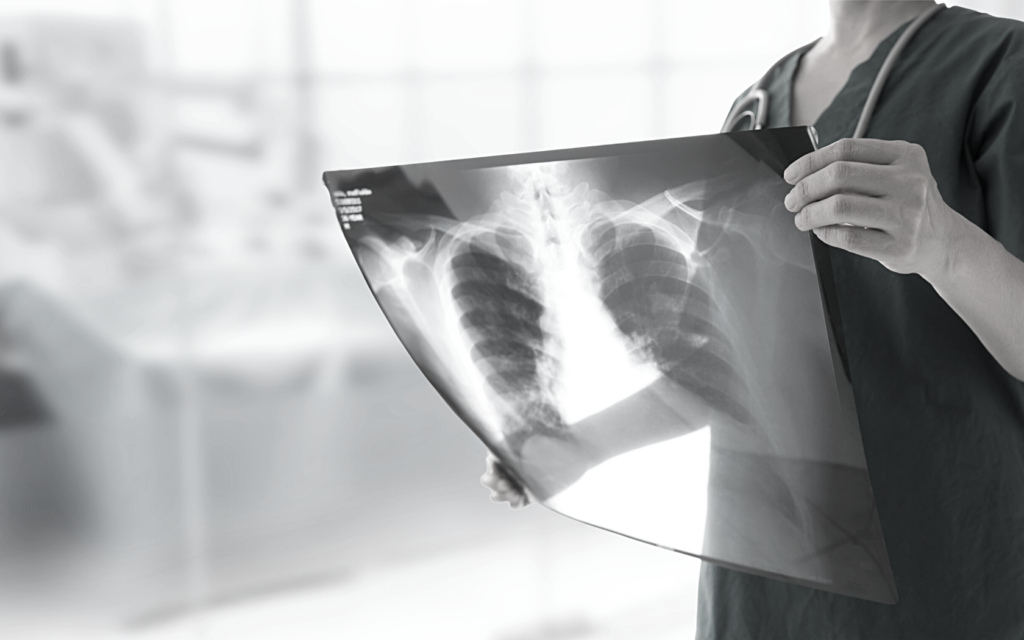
939;10;1024;253
930;6;1024;69
940;5;1024;40
915;7;1024;129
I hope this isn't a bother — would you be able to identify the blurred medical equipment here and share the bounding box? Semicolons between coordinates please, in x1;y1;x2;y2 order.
0;14;491;627
722;3;946;137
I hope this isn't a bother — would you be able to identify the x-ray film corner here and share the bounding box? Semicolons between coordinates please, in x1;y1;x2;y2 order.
323;127;898;604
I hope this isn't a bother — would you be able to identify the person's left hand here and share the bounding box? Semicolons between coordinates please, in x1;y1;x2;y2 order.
481;454;530;509
783;138;966;281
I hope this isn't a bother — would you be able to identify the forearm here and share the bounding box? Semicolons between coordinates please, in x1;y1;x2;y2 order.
925;215;1024;381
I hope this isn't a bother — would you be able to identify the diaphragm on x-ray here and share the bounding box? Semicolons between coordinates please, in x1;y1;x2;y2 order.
323;128;898;604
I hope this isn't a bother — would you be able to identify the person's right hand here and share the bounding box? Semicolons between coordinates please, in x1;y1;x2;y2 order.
481;454;530;509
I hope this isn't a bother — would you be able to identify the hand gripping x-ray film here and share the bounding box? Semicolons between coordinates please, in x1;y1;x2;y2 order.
323;127;898;604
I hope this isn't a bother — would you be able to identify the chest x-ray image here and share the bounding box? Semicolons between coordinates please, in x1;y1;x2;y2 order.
323;127;898;604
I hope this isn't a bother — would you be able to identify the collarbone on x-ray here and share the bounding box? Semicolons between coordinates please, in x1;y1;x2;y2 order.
326;129;898;605
396;163;751;454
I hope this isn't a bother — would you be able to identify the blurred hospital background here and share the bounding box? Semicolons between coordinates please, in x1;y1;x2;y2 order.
0;0;1018;638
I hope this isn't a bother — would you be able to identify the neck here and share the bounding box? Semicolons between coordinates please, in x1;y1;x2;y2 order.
825;1;937;52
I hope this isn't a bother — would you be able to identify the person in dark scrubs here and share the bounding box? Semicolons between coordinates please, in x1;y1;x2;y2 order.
698;2;1024;638
485;1;1024;637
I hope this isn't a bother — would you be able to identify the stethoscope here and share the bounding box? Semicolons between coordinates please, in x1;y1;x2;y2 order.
722;3;946;138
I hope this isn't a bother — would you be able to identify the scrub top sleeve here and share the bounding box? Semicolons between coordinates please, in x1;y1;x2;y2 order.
967;46;1024;262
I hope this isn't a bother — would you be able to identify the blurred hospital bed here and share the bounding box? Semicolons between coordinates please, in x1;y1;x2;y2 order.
0;15;505;625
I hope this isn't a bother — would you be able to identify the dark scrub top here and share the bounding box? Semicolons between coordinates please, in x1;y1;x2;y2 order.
698;7;1024;639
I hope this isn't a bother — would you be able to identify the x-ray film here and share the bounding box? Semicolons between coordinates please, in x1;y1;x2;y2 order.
323;127;898;604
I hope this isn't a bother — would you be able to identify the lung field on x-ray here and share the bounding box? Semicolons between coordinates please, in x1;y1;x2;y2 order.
439;166;751;451
448;228;567;454
585;219;750;425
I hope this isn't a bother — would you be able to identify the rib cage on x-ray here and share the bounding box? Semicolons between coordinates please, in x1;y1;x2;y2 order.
325;129;898;605
437;170;750;458
584;216;749;425
447;228;565;454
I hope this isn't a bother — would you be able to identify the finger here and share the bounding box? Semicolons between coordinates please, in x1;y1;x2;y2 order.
496;473;524;497
489;484;527;506
483;455;505;482
480;469;496;488
481;468;506;491
508;484;530;508
490;491;512;504
491;459;517;487
794;194;891;232
498;475;528;504
483;453;529;506
481;472;512;493
785;161;892;212
812;225;895;261
784;138;907;184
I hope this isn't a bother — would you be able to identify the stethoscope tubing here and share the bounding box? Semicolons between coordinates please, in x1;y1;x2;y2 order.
721;3;946;138
852;3;945;138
